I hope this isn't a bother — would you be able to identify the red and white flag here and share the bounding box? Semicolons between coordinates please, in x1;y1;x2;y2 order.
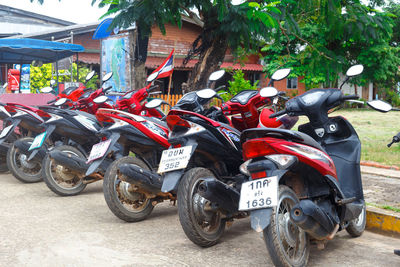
151;49;174;79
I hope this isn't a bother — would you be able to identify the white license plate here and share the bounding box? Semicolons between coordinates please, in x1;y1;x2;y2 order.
28;132;47;151
157;146;192;173
86;139;112;163
238;176;278;211
0;125;13;139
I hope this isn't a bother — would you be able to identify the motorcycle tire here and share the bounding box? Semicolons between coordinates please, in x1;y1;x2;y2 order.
0;133;18;173
177;167;226;247
263;185;309;267
6;137;43;183
103;156;155;222
43;145;87;196
346;202;366;237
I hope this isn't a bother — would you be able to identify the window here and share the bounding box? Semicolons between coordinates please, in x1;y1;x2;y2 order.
249;73;261;88
287;77;298;89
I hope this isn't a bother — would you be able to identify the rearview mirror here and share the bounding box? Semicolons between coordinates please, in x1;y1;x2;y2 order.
367;99;392;113
102;72;113;83
260;87;278;98
86;70;96;81
2;83;7;89
54;98;68;106
346;64;364;77
93;95;108;104
145;99;167;109
41;87;53;93
147;72;159;83
50;80;56;86
271;68;291;81
196;88;216;99
209;70;225;82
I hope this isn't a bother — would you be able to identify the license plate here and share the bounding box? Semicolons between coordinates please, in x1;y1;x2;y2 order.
157;146;192;173
238;176;278;211
0;125;13;139
86;139;112;163
28;132;47;151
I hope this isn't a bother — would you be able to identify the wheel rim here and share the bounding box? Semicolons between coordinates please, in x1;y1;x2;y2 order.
275;193;308;264
113;173;151;213
190;178;222;236
13;147;41;177
48;150;83;190
353;204;365;227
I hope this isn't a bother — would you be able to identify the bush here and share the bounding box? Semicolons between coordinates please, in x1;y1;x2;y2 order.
30;63;98;93
220;69;259;101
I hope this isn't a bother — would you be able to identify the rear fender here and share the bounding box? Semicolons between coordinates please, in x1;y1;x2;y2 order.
27;124;56;161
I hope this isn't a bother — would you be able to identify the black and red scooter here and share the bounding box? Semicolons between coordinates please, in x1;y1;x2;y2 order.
234;65;391;266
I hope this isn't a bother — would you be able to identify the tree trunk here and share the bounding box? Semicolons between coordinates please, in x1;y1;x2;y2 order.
186;36;228;91
131;26;149;90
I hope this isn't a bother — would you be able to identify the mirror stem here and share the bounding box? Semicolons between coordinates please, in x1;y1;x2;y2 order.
339;76;349;90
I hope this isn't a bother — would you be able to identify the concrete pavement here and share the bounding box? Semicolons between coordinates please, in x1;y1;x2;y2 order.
1;173;400;266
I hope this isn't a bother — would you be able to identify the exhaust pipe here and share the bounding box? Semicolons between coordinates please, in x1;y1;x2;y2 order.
49;150;89;174
119;163;163;194
290;199;337;240
197;178;240;214
14;139;46;163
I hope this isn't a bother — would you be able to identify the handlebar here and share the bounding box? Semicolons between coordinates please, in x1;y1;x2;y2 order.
215;85;226;92
269;109;287;118
147;85;159;92
388;132;400;147
103;85;112;93
47;99;56;104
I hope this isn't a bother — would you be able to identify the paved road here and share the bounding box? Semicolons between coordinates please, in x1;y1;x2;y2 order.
1;172;400;267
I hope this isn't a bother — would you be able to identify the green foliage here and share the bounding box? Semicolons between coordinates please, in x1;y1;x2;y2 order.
221;69;258;101
30;63;98;93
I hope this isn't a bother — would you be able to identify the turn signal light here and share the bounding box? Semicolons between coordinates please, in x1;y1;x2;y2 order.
242;139;276;160
166;115;191;130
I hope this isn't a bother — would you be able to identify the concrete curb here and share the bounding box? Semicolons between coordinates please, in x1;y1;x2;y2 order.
366;206;400;238
361;165;400;179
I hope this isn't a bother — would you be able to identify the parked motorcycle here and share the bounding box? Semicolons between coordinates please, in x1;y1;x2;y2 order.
234;65;390;266
39;72;164;196
116;68;294;235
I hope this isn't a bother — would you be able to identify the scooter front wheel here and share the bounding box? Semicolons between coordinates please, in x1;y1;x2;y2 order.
263;185;309;267
177;167;226;247
6;137;43;183
103;156;155;222
43;145;87;196
346;202;366;237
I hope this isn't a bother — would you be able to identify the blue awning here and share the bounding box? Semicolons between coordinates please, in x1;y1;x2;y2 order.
92;18;113;40
0;38;85;64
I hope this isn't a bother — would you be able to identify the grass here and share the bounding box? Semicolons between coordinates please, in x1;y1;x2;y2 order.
367;202;400;213
294;108;400;168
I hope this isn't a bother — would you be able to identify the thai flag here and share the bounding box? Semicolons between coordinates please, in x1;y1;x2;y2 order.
151;49;174;79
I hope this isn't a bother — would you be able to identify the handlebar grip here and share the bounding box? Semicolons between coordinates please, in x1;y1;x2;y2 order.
269;109;286;118
388;133;400;147
103;86;112;92
147;85;159;92
215;85;226;91
341;94;359;101
47;99;56;104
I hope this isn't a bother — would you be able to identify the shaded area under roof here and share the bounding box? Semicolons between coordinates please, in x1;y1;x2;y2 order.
0;38;84;64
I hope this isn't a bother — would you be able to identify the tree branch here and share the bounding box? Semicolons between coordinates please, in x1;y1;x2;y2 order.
181;6;204;27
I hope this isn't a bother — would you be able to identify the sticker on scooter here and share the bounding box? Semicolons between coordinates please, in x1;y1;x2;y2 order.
86;139;112;163
29;132;47;151
0;125;13;139
158;146;192;173
238;176;278;211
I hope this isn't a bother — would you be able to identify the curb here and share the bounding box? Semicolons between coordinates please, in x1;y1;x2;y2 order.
366;206;400;238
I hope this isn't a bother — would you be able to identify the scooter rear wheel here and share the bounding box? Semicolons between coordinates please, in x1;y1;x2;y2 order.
103;156;155;222
43;145;87;196
263;185;309;267
177;167;226;247
6;137;43;183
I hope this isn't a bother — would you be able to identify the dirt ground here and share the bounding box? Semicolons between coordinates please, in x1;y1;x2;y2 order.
1;172;400;266
363;173;400;212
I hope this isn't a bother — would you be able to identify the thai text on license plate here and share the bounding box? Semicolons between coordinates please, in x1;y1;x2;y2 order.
86;139;112;163
157;146;192;173
238;176;278;211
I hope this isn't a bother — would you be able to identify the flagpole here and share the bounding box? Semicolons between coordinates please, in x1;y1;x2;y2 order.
167;42;176;107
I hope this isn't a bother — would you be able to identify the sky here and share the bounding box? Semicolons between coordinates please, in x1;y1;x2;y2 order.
0;0;106;24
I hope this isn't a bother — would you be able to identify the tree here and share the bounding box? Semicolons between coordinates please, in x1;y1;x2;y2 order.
88;0;281;90
261;0;394;90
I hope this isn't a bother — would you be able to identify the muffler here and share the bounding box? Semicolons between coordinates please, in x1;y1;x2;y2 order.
119;163;163;194
49;150;89;174
14;139;46;162
197;178;240;214
290;199;337;240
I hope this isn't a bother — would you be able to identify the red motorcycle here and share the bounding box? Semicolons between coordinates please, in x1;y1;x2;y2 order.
236;65;389;266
